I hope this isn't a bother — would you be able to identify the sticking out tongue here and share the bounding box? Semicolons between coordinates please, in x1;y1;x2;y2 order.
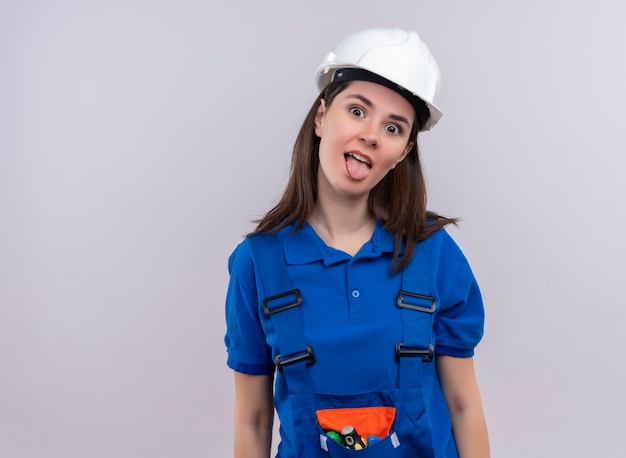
345;155;370;180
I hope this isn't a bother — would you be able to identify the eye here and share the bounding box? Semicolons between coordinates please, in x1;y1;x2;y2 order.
349;106;365;118
385;123;403;135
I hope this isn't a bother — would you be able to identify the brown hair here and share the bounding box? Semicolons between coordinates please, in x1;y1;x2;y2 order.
252;81;457;272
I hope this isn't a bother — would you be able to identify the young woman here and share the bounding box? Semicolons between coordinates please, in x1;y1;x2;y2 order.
225;28;490;457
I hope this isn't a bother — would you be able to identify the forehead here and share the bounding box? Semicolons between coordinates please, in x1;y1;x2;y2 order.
339;80;415;121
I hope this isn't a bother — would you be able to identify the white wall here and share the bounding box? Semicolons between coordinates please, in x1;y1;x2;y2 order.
1;1;625;456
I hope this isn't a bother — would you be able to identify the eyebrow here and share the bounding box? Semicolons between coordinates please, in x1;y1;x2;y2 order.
345;94;412;128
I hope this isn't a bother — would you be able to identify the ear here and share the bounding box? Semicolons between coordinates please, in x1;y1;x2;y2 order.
314;99;326;137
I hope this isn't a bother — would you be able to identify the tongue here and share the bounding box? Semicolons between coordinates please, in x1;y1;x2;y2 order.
346;155;370;180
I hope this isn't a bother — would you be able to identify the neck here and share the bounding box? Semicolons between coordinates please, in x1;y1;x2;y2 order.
308;191;375;256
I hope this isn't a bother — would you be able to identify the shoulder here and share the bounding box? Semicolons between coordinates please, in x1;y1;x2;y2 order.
423;227;465;260
228;238;252;272
227;236;266;282
424;228;477;284
228;229;287;275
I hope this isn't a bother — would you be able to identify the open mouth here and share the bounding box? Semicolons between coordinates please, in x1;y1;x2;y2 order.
344;152;371;168
344;152;372;180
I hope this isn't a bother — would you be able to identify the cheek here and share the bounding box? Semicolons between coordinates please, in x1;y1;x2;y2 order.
317;127;340;156
316;137;335;167
384;146;409;168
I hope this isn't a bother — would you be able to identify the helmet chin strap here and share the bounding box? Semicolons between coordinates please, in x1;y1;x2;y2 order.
331;67;430;131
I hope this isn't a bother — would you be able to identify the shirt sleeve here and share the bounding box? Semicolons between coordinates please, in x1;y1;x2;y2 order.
433;231;485;358
224;240;275;375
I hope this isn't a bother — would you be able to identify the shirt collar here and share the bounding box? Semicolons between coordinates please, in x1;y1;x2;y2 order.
280;219;403;266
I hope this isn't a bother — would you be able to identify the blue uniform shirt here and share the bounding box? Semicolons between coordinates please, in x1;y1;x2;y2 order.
225;220;484;456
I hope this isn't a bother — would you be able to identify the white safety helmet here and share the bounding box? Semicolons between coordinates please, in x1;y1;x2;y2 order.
315;28;442;131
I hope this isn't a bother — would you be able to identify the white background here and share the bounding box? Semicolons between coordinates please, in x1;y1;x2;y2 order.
1;1;625;456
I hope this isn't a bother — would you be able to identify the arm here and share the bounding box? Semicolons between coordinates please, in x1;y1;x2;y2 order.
437;355;490;458
233;371;275;458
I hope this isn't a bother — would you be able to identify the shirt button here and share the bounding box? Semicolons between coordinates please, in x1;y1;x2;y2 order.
351;289;360;298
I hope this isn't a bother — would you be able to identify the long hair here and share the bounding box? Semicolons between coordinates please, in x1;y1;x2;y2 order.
252;81;457;272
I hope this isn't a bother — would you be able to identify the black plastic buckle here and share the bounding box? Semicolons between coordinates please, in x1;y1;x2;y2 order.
263;289;302;315
397;291;436;313
275;346;316;372
395;343;434;363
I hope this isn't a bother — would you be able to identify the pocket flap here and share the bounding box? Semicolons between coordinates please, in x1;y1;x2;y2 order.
316;406;396;439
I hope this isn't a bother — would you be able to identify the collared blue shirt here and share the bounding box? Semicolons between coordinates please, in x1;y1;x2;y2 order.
224;220;484;456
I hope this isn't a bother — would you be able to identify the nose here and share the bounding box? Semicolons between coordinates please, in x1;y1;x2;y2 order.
359;124;378;147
